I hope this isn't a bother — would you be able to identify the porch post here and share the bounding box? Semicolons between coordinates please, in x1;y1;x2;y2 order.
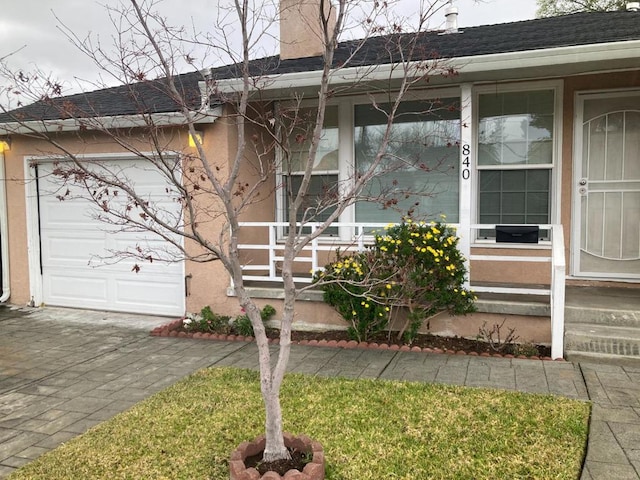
459;84;473;289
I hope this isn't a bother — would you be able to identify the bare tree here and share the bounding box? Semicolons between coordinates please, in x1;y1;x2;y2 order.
0;0;456;465
536;0;627;16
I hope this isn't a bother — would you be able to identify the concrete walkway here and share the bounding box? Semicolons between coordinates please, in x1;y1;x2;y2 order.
0;306;638;479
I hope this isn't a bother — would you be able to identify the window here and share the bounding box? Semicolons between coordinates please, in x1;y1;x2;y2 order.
281;106;339;234
477;89;555;237
354;98;460;224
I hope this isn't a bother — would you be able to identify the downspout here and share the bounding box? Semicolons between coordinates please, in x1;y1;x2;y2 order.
0;141;10;303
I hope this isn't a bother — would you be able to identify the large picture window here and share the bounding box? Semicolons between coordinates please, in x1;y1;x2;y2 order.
477;89;555;234
354;98;460;224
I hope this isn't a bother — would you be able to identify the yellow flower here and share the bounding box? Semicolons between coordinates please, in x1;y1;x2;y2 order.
386;284;392;289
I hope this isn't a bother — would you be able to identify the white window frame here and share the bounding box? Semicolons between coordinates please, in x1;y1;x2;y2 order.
472;80;563;247
275;87;462;241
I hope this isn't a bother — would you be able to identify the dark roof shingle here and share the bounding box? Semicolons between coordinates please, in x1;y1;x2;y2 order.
2;10;639;123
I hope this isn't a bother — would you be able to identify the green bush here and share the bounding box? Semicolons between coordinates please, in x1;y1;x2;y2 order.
315;219;476;343
317;251;390;342
183;306;231;333
231;304;277;337
183;304;277;337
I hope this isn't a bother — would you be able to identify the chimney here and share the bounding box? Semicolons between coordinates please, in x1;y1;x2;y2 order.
627;2;640;11
444;1;458;34
280;0;336;60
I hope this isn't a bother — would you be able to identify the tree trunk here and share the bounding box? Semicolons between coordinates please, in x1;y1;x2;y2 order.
262;389;289;462
237;290;291;462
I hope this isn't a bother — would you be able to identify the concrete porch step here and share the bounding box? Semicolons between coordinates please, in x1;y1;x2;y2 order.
565;323;640;362
564;287;640;327
565;304;640;327
475;290;550;317
476;286;640;328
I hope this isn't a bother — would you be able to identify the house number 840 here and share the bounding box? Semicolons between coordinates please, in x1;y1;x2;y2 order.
461;144;471;180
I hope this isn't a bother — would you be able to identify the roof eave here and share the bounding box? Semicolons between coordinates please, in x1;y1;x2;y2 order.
213;39;640;94
0;107;222;136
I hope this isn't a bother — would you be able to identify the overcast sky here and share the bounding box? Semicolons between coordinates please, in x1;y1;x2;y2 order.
0;0;538;100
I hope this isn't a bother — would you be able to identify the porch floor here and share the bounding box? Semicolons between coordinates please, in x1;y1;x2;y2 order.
565;285;640;312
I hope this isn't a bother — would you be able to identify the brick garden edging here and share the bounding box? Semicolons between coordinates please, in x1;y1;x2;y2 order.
229;432;324;480
150;319;563;361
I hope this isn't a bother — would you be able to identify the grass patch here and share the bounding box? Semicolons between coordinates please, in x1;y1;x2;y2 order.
10;367;590;479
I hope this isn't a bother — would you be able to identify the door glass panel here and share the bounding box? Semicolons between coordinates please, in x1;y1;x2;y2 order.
622;192;640;259
605;113;624;181
602;192;622;260
624;112;640;180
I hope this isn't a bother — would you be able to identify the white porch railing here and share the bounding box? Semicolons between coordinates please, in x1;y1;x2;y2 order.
236;222;566;359
467;224;565;359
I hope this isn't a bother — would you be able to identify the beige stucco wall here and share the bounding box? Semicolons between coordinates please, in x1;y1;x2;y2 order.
4;148;29;305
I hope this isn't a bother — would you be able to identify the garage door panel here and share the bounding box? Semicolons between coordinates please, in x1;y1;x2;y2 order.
45;273;108;303
115;278;184;311
39;199;97;228
111;239;182;267
42;235;106;266
37;159;185;316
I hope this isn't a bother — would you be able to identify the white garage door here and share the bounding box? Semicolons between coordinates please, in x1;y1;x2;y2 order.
37;159;185;316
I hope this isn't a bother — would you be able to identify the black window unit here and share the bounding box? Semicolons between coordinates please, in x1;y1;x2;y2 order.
495;225;540;244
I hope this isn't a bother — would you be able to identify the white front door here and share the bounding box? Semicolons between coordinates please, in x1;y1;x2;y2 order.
573;91;640;280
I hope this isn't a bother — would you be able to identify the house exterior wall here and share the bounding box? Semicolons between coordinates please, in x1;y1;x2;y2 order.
4;146;29;305
183;106;283;316
2;70;639;337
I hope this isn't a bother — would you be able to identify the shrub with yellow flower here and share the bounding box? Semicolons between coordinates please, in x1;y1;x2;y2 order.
314;219;476;343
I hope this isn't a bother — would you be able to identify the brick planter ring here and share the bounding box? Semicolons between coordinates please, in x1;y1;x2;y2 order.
229;432;325;480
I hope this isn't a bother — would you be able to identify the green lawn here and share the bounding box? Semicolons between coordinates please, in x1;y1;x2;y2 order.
9;367;590;480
